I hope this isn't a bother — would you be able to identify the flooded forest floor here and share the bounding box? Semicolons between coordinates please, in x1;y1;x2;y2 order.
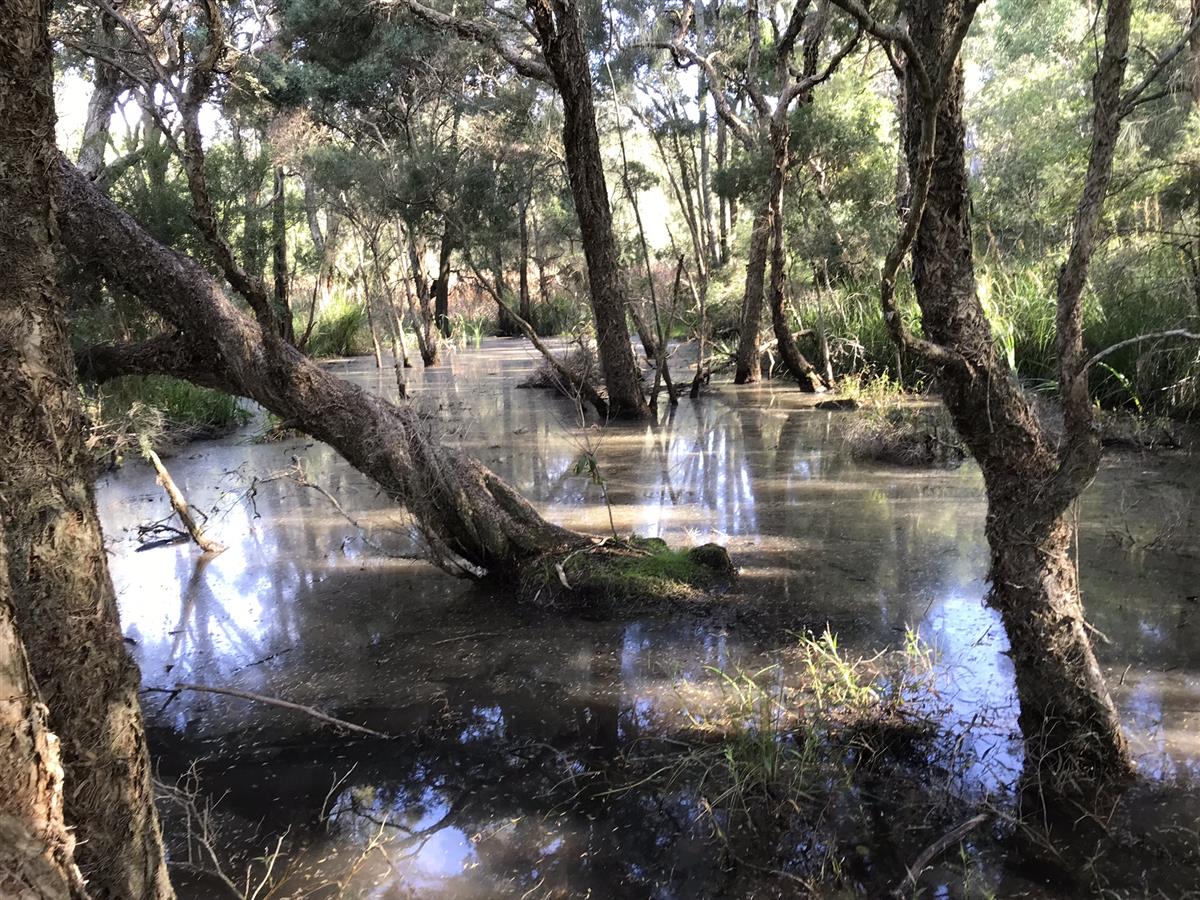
97;339;1200;898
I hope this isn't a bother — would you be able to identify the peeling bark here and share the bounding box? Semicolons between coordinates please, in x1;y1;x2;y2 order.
527;0;650;419
0;522;89;900
0;6;174;896
898;0;1132;786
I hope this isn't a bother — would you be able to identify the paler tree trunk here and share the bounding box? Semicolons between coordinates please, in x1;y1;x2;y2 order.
902;0;1131;786
528;0;650;420
0;8;174;896
733;184;773;383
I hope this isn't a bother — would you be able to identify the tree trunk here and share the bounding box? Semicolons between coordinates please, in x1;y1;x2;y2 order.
61;161;577;576
434;224;453;337
0;9;174;896
76;12;121;180
693;0;718;269
407;235;440;366
0;523;89;900
492;244;518;335
733;185;773;383
766;129;825;392
1192;0;1200;107
518;194;533;321
271;165;294;344
716;114;729;264
528;0;650;420
902;0;1131;785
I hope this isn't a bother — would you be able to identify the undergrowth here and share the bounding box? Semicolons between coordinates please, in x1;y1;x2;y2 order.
84;375;249;464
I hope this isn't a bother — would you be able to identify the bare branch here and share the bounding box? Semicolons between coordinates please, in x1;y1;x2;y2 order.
1083;329;1200;372
149;683;392;738
1119;13;1200;116
381;0;553;83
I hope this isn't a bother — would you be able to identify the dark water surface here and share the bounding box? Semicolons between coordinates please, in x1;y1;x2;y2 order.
97;338;1200;897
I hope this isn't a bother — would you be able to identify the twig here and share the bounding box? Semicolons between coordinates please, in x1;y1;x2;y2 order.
892;813;989;897
150;683;391;739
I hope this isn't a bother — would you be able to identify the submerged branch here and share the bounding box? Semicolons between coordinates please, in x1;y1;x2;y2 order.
149;683;391;739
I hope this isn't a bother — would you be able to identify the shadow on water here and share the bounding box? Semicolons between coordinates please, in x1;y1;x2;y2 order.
96;338;1200;897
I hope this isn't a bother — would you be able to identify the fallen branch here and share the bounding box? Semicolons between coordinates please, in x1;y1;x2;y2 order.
892;813;989;897
150;683;391;739
140;437;224;554
1083;328;1200;372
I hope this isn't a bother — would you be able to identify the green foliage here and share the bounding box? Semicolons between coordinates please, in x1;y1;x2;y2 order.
84;376;249;464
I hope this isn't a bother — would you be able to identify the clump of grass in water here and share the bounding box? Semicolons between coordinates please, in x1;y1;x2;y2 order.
611;628;954;891
844;405;967;467
836;377;965;467
519;535;734;611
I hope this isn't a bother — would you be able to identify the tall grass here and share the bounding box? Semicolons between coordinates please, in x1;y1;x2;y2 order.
303;296;370;358
84;375;249;462
778;248;1199;418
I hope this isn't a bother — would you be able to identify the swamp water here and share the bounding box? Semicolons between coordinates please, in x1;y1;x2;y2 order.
96;338;1200;897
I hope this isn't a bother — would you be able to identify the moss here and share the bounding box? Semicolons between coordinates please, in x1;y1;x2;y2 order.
519;536;735;615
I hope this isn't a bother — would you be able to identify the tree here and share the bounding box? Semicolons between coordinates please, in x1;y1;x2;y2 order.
659;0;855;386
397;0;651;419
830;0;1198;789
0;0;174;895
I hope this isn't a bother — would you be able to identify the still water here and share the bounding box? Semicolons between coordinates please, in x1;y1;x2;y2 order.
97;338;1200;897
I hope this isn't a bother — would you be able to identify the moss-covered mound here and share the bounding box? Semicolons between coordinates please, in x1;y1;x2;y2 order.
519;536;735;615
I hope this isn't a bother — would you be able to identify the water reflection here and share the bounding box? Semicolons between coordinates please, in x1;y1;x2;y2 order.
96;338;1200;896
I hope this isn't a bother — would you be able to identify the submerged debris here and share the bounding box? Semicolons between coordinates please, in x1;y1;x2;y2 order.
518;342;602;396
844;406;966;467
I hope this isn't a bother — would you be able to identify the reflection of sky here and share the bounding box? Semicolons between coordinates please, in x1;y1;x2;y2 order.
96;339;1200;895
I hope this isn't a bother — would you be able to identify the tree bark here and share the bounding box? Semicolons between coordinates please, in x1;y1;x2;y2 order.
434;223;454;337
272;165;294;344
518;192;533;321
528;0;650;420
0;522;89;900
766;128;826;392
733;185;773;383
407;235;441;366
0;7;174;896
900;0;1132;786
1192;0;1200;107
76;11;122;181
59;161;579;576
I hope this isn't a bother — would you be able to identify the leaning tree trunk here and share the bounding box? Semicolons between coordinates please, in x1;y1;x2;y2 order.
0;8;174;897
733;184;773;384
0;522;89;900
903;0;1131;785
61;161;579;577
528;0;650;420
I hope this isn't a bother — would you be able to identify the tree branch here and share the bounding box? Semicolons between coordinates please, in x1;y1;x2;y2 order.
1083;328;1200;372
383;0;553;83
